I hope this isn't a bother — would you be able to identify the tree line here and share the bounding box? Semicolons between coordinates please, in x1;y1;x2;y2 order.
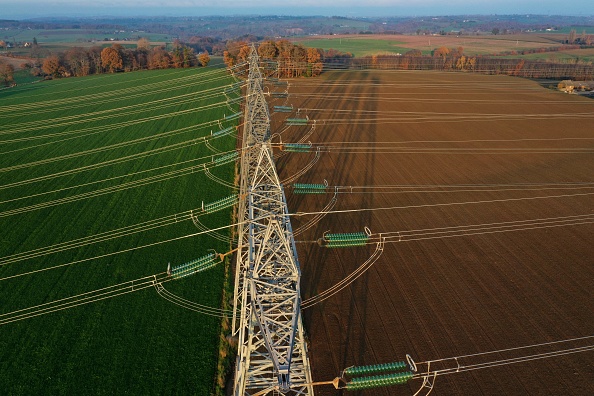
350;51;594;80
5;37;353;85
25;39;211;79
222;39;352;78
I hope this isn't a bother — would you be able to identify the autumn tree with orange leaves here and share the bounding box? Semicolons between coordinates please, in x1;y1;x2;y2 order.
223;51;236;68
258;41;278;60
101;46;123;73
148;47;172;69
307;47;323;77
223;40;325;78
237;45;251;64
433;46;450;58
42;55;63;78
0;59;15;86
198;50;211;67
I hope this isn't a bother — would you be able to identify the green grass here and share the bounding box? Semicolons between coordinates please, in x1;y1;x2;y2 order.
10;69;43;85
296;37;412;57
0;66;239;395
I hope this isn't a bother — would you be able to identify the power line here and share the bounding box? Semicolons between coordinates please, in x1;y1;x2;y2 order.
300;145;594;155
379;216;594;245
409;336;594;385
0;97;232;150
0;256;234;326
0;64;212;102
294;137;594;145
0;149;239;218
292;192;594;218
301;239;385;309
0;128;238;197
0;220;242;282
0;66;234;114
296;107;594;119
0;78;233;138
298;214;592;308
285;92;594;105
155;282;234;318
0;202;216;266
0;273;169;326
299;335;594;392
3;182;590;288
291;182;594;196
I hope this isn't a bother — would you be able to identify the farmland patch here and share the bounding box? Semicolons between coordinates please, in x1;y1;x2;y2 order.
0;66;238;394
273;70;594;395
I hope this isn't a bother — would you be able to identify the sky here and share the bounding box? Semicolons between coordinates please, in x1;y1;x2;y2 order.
1;0;593;19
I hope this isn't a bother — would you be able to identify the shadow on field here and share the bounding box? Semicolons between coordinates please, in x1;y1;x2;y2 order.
285;71;380;383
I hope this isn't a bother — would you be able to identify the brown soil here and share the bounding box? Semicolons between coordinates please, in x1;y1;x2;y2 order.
0;55;28;68
272;70;594;395
304;34;565;55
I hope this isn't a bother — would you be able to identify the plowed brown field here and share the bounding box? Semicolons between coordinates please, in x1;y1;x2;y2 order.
298;33;565;56
272;70;594;395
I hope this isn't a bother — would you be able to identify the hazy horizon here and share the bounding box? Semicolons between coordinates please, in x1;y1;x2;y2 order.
1;0;593;20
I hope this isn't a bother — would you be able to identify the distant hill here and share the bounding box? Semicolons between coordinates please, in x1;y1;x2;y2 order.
2;14;593;40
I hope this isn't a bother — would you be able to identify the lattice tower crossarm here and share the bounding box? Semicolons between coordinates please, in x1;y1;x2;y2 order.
232;45;314;395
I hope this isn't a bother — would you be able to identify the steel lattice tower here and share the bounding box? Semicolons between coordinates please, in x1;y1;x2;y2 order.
232;46;314;395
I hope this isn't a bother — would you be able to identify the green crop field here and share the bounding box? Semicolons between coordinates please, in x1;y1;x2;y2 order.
548;26;594;34
500;48;594;62
296;37;414;57
4;69;43;85
0;66;240;394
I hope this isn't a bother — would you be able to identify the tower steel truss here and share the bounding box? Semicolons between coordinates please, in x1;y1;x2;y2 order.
232;46;314;395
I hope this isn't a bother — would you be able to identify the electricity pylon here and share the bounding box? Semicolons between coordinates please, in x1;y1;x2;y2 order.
232;46;314;395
